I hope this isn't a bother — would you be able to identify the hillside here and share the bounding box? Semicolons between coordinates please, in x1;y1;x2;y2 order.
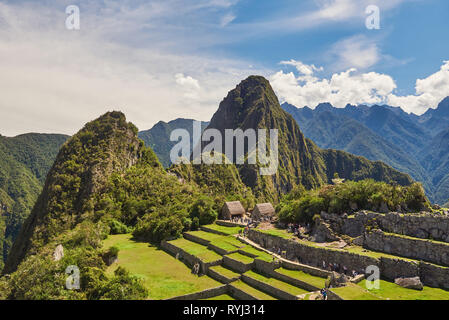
1;112;225;299
0;133;68;271
283;98;449;204
138;119;209;167
203;76;413;203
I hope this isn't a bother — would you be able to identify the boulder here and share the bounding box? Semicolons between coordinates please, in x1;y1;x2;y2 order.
394;277;423;290
53;244;64;261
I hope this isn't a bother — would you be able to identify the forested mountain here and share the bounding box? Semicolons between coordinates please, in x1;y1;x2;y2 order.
201;76;413;203
283;97;449;204
0;133;68;271
138;119;209;167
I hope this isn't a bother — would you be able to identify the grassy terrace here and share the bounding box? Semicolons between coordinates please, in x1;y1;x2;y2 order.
244;270;309;296
231;280;277;300
209;265;240;280
202;224;244;236
103;234;221;300
202;294;236;300
331;283;381;300
226;252;255;264
358;279;449;300
167;238;222;263
275;268;327;289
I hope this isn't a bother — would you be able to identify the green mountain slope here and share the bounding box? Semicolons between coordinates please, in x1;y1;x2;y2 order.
283;104;432;198
1;112;221;299
204;76;414;203
0;133;68;271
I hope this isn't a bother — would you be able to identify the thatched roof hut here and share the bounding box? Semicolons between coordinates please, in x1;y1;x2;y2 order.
221;201;246;220
252;203;275;221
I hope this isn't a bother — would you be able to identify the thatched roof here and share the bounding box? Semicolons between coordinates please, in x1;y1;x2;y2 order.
253;203;275;216
222;201;245;216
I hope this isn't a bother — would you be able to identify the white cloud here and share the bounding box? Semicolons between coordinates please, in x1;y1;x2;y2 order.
271;59;449;115
220;13;236;27
327;35;381;71
387;61;449;114
0;0;260;136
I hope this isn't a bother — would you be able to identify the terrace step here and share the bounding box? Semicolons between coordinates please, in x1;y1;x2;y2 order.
241;270;310;300
208;265;241;284
229;280;277;300
223;252;254;273
162;238;222;273
271;268;327;292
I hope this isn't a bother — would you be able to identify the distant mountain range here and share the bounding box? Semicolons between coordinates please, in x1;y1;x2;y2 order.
138;119;209;167
282;97;449;204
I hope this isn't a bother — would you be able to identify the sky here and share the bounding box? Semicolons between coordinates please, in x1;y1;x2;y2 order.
0;0;448;136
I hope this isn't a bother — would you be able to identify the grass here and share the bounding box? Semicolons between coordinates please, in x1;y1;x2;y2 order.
256;228;293;239
238;246;274;262
244;270;309;296
358;279;449;300
209;265;240;280
226;252;255;264
102;234;221;300
275;268;327;289
231;280;277;300
202;294;236;300
202;224;244;236
167;238;222;263
331;283;382;300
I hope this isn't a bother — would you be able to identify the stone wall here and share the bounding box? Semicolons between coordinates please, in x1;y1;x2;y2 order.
183;232;210;246
165;285;228;300
271;269;320;292
209;269;240;284
223;255;254;273
364;230;449;267
228;283;258;300
161;240;222;274
419;262;449;290
247;229;449;290
323;211;449;242
241;274;298;300
216;220;246;228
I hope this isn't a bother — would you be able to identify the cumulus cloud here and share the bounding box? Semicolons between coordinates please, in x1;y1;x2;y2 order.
387;61;449;114
271;59;449;115
271;60;396;109
0;0;259;136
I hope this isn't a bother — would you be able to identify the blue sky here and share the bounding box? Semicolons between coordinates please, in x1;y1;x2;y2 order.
0;0;448;135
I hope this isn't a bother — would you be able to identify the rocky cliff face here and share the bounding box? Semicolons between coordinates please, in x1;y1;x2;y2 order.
204;76;414;202
3;111;144;274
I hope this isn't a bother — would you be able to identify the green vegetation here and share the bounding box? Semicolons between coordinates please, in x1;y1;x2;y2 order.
204;75;414;203
278;179;430;224
103;234;221;299
201;224;244;236
244;270;309;296
168;238;222;263
231;280;277;300
209;265;240;280
202;294;235;300
275;268;327;289
238;246;273;262
331;283;381;300
358;279;449;300
0;133;68;270
226;252;254;264
138;119;208;168
170;153;256;210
